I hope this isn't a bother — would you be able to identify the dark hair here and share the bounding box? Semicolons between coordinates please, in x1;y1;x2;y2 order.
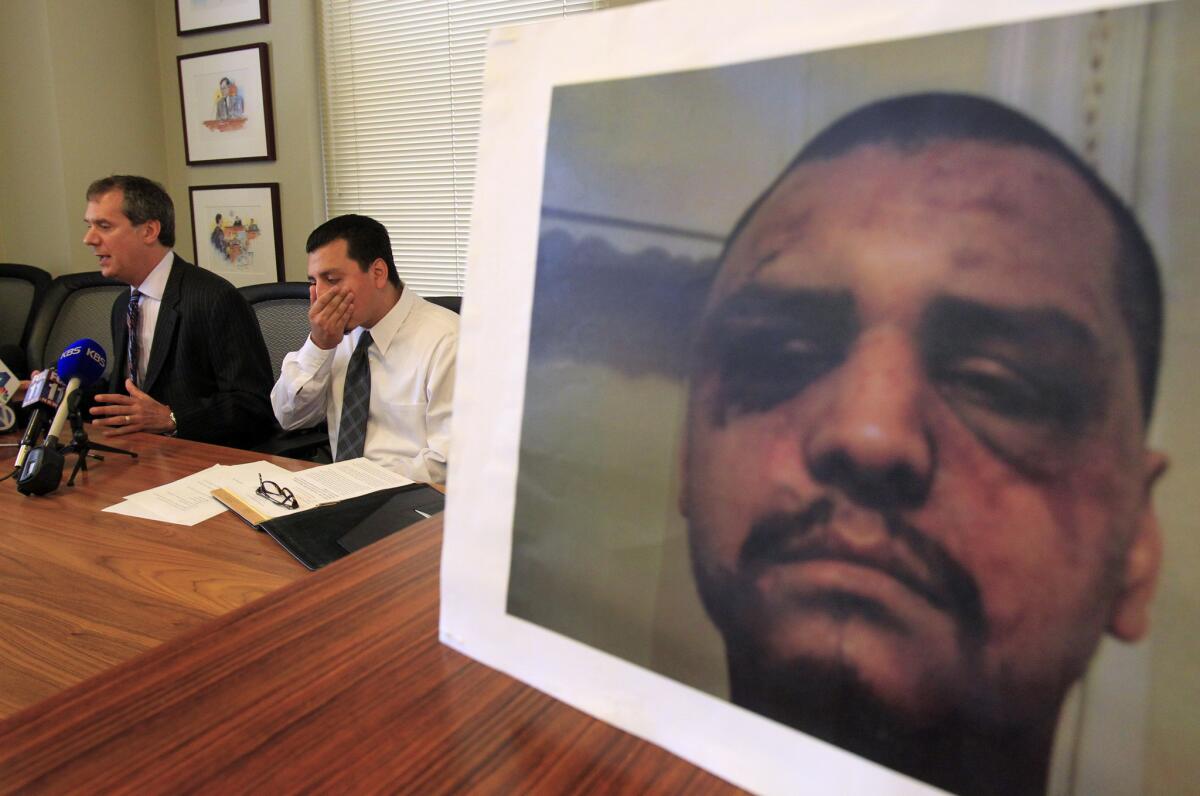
86;175;175;247
305;214;401;287
722;92;1163;422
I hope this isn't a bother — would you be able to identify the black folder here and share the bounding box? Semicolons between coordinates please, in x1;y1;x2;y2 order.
337;487;445;555
259;483;443;570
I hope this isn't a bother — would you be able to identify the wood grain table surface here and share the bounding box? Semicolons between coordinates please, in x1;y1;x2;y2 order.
0;511;739;794
0;426;311;719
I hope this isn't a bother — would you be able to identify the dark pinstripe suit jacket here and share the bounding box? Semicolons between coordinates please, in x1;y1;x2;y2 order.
107;257;276;448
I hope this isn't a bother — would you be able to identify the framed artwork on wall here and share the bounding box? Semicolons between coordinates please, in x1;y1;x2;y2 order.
189;183;284;287
176;0;269;36
177;43;276;165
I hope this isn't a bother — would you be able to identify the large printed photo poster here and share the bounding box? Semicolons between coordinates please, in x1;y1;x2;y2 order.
442;1;1199;793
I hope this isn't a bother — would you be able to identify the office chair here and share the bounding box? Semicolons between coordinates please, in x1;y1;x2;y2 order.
0;263;53;376
426;295;462;314
25;271;126;378
239;282;330;461
239;282;315;379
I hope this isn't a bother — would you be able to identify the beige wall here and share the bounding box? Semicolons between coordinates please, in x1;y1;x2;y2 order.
0;1;68;271
153;0;325;282
0;0;324;282
0;0;162;274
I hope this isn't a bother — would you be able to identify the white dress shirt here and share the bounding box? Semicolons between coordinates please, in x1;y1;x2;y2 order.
271;286;458;484
130;251;174;382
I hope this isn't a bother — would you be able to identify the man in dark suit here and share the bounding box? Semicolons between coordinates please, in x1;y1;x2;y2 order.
83;175;275;448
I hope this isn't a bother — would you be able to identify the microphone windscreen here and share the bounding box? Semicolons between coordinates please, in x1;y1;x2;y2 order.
55;339;107;386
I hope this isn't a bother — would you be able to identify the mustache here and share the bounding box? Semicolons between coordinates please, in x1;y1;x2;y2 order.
738;498;987;641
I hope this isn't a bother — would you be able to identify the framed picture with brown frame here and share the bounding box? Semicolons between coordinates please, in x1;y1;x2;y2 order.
177;43;276;165
189;183;284;288
175;0;269;36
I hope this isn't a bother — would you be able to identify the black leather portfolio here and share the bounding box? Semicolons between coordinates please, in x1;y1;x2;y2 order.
259;483;443;570
336;487;445;555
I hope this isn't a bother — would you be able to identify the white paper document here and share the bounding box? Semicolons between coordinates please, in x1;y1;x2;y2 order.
101;499;174;522
103;463;246;526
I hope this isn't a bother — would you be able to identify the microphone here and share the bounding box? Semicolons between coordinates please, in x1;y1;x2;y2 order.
44;339;108;447
13;369;64;470
15;341;106;496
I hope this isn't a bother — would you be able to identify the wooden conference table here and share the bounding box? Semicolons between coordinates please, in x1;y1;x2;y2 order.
0;427;310;718
0;430;735;793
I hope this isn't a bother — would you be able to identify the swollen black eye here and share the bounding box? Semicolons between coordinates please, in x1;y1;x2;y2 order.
711;330;844;420
932;355;1087;432
696;287;858;424
937;358;1042;416
918;296;1101;440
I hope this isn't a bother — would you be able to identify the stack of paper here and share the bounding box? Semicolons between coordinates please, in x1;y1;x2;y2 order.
102;458;413;528
103;462;262;526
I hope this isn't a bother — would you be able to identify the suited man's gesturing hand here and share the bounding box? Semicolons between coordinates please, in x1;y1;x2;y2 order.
91;379;176;435
309;284;354;350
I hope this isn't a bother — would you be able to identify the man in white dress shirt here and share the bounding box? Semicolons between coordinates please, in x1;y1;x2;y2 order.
271;215;458;484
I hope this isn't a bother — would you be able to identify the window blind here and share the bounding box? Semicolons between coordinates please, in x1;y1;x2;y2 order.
318;0;608;296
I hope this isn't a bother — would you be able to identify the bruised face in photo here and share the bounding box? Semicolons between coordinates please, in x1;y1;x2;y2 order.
679;140;1166;740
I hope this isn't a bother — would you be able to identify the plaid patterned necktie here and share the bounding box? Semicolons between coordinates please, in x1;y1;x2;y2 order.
126;288;142;387
336;330;373;461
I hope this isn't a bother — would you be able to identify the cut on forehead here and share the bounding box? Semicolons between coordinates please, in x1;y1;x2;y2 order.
713;92;1163;422
719;141;1116;304
766;140;1105;242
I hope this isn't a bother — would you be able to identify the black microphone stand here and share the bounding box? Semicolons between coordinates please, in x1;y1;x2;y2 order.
59;391;137;487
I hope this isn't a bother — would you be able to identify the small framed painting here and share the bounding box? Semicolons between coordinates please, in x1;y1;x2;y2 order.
189;183;284;287
176;0;268;36
177;43;276;165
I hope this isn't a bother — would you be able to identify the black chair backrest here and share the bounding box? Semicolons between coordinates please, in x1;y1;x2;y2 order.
0;263;52;356
25;271;126;377
239;282;313;380
426;295;462;314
